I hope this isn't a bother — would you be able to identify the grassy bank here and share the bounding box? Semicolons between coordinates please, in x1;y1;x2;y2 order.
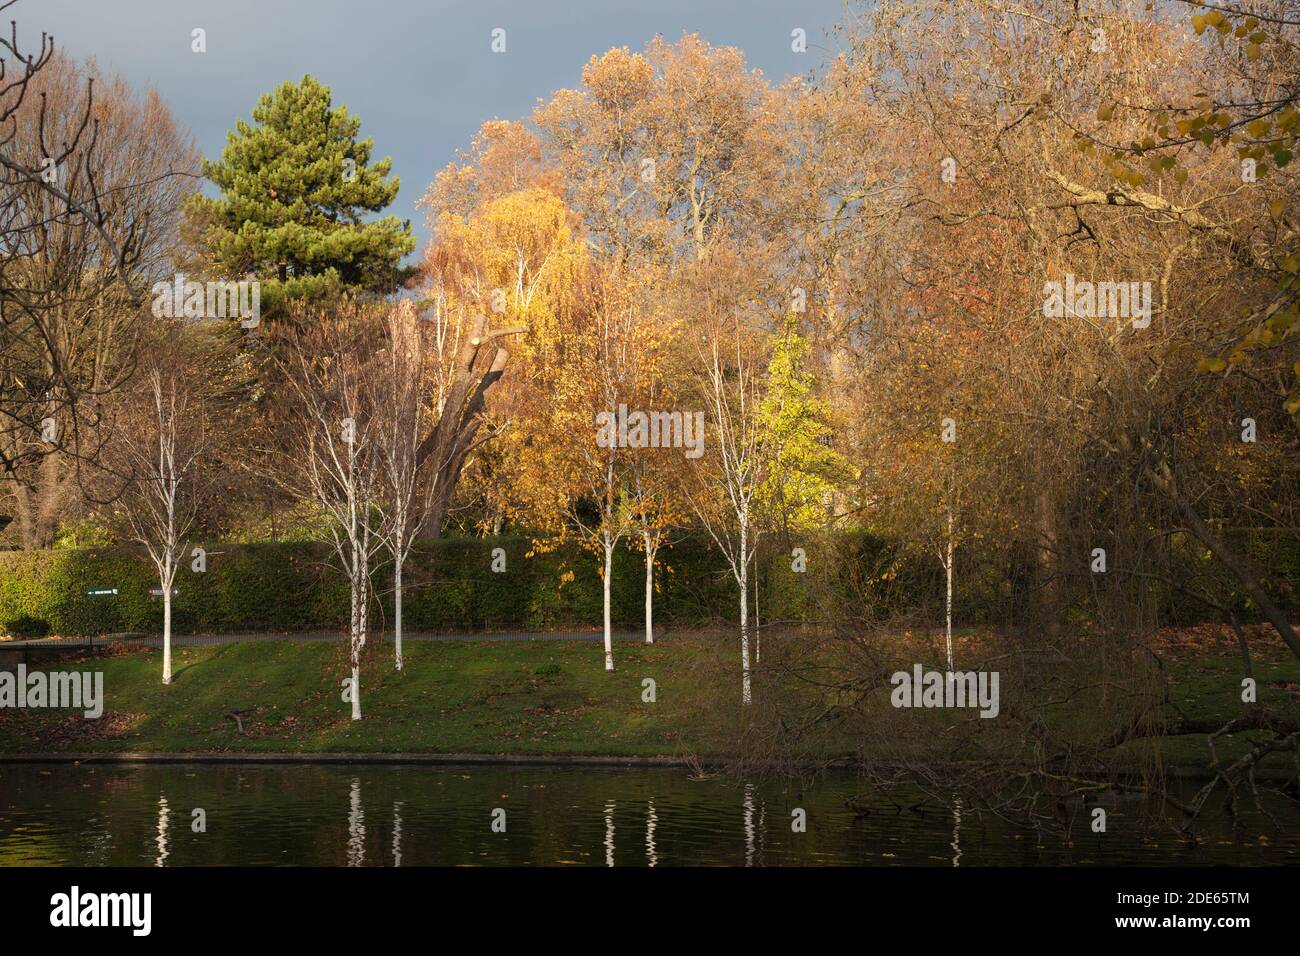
0;633;1297;770
0;638;736;757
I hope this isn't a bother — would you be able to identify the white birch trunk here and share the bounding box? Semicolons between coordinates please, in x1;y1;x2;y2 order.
350;557;368;720
603;538;615;672
394;560;404;671
643;531;654;645
754;550;760;664
162;587;172;684
160;550;175;685
739;520;752;706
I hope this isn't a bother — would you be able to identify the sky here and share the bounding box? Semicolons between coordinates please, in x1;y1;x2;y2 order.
23;0;854;260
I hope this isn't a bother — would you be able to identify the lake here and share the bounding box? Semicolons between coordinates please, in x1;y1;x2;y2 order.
0;762;1295;866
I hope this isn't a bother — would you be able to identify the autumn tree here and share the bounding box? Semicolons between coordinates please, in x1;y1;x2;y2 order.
755;315;851;536
0;44;199;548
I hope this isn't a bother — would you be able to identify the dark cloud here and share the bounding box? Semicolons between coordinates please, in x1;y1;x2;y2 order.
27;0;846;260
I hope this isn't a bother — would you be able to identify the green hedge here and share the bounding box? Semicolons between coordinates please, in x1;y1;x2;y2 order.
0;536;809;637
1;528;1294;638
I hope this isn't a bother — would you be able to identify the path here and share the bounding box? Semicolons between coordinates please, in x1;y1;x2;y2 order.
0;629;660;651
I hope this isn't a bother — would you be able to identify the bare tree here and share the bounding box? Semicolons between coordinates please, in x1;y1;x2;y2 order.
118;362;203;684
0;13;199;546
687;313;769;706
274;313;385;720
372;301;437;670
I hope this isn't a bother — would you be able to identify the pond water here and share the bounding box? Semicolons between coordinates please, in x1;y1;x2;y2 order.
0;762;1295;866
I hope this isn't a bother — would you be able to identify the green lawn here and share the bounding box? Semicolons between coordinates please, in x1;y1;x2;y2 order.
1132;650;1300;768
0;634;1296;770
0;637;737;756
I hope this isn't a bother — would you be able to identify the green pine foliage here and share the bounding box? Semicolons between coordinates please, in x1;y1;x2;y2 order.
185;75;415;316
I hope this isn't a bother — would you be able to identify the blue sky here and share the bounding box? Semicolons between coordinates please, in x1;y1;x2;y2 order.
26;0;852;259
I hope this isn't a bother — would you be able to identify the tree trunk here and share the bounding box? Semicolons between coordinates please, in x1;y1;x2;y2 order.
643;532;654;645
945;510;955;671
739;521;752;706
350;560;368;720
754;545;760;663
1148;462;1300;661
603;540;615;671
162;580;173;685
10;482;35;551
1035;488;1059;638
394;560;404;671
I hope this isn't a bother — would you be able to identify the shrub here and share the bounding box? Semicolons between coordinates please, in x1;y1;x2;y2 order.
0;613;50;637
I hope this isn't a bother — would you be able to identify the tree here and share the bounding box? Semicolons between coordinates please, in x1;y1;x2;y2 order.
0;34;200;547
117;353;204;685
753;313;851;658
755;315;851;535
417;152;580;536
187;75;414;317
269;296;526;708
630;455;683;646
1085;0;1300;417
534;36;796;264
686;293;770;706
553;271;657;673
800;2;1300;824
372;301;436;670
273;309;386;720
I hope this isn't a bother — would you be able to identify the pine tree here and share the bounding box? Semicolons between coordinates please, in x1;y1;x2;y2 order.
187;75;414;316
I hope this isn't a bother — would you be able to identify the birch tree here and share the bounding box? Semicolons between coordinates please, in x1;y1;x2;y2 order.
630;462;681;645
688;312;769;705
576;435;632;672
372;301;436;670
563;287;632;672
276;314;384;720
571;275;664;671
120;367;203;685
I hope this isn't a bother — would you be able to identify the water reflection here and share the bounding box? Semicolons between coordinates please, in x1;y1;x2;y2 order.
347;778;365;867
155;795;169;868
646;799;657;868
743;783;755;867
951;795;962;868
0;763;1293;867
393;801;403;867
603;800;615;867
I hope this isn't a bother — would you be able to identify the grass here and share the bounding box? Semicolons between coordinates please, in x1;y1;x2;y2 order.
1138;648;1300;767
0;637;736;757
0;631;1296;770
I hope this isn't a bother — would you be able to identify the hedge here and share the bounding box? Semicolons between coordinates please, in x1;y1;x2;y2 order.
1;528;1294;638
0;535;814;638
